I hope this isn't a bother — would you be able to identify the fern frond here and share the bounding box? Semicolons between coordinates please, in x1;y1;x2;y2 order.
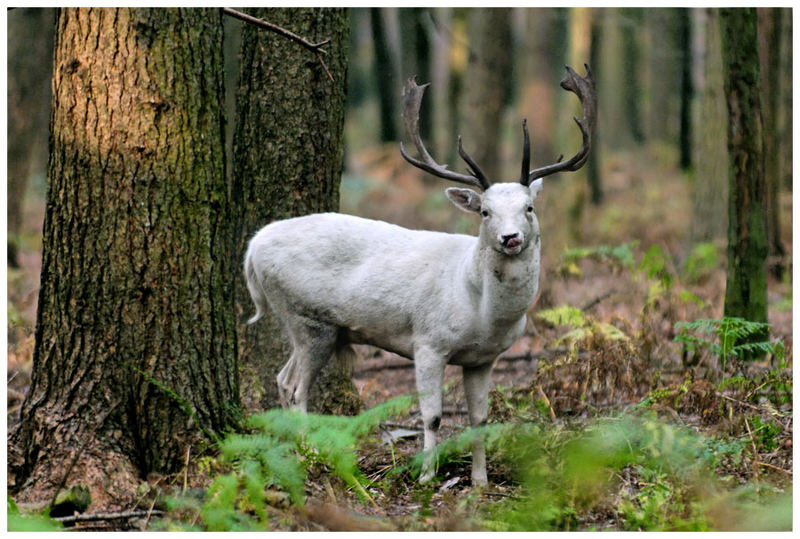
537;305;586;327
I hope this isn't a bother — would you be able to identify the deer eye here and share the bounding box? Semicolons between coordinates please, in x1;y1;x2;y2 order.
481;209;490;218
526;206;534;213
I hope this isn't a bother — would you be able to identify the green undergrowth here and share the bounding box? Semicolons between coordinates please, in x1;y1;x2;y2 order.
7;496;63;532
156;389;790;531
477;413;791;531
163;395;415;531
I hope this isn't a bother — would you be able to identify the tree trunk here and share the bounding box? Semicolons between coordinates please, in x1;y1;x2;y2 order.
11;8;239;509
757;8;785;278
516;8;560;174
720;8;768;325
586;8;603;205
233;8;361;416
7;8;55;267
370;7;398;142
620;8;645;144
459;8;513;181
399;8;432;141
778;11;792;191
678;7;693;171
690;9;728;245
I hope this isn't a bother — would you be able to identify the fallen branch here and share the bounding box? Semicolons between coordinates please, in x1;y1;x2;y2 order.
756;461;792;475
53;509;164;525
222;7;334;81
581;289;617;311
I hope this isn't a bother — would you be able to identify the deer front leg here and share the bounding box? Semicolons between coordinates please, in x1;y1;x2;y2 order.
463;362;493;486
414;347;445;483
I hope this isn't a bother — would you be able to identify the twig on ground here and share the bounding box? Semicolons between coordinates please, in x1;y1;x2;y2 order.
581;289;617;311
743;417;760;481
756;461;792;475
53;509;164;525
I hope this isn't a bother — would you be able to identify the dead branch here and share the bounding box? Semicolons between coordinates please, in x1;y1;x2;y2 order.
222;8;334;81
53;509;164;525
581;289;617;311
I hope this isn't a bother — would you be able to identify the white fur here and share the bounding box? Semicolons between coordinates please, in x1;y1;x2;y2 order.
244;179;543;485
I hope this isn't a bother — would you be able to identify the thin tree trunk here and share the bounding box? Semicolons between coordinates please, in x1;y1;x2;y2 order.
720;8;768;325
620;8;645;144
459;8;513;181
678;8;693;171
400;8;432;141
233;8;361;416
690;8;728;245
516;8;559;172
370;8;398;142
757;8;785;278
586;8;603;205
7;8;55;267
12;8;239;508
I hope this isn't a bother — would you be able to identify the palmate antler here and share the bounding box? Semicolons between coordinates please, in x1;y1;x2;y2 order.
400;65;597;191
399;78;490;191
524;64;597;185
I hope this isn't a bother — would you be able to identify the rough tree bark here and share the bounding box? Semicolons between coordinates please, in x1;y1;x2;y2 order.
719;8;768;324
11;8;239;509
233;8;361;415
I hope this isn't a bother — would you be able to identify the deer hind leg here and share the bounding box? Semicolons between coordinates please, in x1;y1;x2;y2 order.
413;346;445;483
277;315;338;413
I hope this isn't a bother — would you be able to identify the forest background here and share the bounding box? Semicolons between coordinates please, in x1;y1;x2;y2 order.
6;7;794;531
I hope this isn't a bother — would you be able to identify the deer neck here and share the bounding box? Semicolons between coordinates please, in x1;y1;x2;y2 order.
466;236;540;325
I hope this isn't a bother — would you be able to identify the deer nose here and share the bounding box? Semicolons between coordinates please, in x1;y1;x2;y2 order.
501;233;521;248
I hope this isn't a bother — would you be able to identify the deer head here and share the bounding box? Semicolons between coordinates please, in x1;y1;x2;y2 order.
400;64;597;256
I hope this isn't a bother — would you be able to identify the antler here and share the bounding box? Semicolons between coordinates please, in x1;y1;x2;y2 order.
523;64;597;186
400;77;491;191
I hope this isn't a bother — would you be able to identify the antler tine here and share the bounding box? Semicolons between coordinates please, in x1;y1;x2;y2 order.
457;136;490;188
519;119;530;184
524;64;596;185
400;77;490;191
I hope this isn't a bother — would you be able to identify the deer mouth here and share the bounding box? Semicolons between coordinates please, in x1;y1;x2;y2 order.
501;236;523;255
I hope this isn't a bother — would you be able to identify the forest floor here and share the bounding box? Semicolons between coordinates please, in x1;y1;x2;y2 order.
7;143;793;531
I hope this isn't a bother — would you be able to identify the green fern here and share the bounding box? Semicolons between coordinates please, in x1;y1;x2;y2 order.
674;317;783;370
536;305;586;327
169;395;414;530
559;241;638;276
537;304;629;352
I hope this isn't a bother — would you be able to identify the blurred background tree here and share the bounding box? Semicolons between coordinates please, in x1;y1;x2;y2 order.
7;8;54;268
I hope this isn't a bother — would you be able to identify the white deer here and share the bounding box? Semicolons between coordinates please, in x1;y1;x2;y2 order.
245;65;596;485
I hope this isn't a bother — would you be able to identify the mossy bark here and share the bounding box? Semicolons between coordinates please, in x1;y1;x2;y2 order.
233;8;361;415
719;8;768;325
12;8;239;505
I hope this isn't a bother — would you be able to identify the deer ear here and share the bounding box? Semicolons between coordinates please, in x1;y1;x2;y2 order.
445;187;482;214
529;178;543;200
